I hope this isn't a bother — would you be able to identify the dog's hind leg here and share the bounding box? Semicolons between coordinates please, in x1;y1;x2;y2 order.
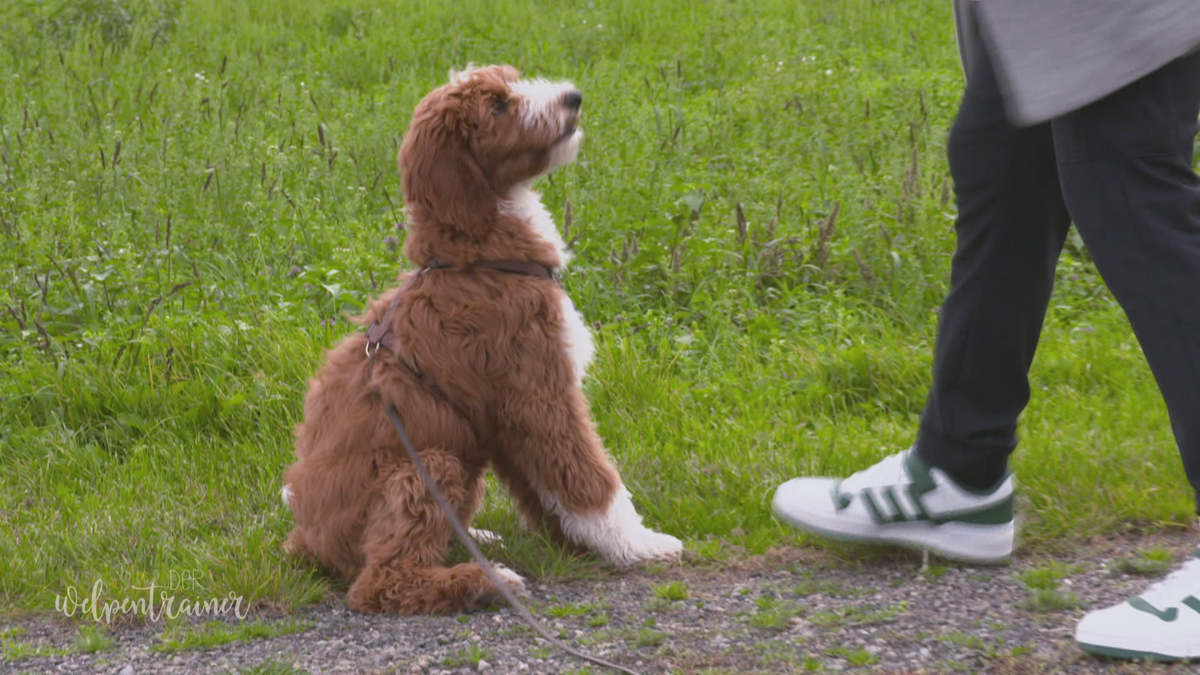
459;472;507;547
345;450;524;615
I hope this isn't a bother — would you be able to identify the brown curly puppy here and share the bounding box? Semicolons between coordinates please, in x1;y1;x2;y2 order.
280;65;682;615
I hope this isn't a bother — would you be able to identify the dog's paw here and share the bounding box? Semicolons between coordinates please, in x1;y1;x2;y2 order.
488;563;526;595
612;529;684;568
469;528;505;548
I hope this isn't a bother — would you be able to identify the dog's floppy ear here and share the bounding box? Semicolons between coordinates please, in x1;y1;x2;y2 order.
399;95;493;238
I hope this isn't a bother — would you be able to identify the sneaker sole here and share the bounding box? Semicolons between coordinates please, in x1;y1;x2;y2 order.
772;494;1014;564
1077;633;1198;663
1077;641;1195;663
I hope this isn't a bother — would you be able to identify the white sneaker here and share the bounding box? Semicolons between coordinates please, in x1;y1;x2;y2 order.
1076;550;1200;662
771;449;1015;563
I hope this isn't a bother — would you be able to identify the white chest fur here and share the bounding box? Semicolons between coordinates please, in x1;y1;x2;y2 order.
559;294;594;385
499;188;570;263
500;188;593;384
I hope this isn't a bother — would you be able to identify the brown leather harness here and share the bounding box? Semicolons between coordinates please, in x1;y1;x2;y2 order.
365;258;560;358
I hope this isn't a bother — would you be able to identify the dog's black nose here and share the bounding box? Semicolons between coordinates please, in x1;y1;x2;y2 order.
563;90;582;111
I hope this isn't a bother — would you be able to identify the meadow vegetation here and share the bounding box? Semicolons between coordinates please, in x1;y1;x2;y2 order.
0;0;1195;616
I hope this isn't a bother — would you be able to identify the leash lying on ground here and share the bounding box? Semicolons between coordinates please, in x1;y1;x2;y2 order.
383;404;642;675
368;260;641;675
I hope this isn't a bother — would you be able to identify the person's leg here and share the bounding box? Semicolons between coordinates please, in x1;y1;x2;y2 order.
772;35;1067;562
1051;51;1200;513
913;43;1072;490
1053;51;1200;662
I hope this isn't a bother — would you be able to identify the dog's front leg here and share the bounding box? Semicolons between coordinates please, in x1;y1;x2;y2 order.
550;481;684;569
495;389;683;568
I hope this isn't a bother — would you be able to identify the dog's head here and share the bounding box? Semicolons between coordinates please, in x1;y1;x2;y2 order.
399;65;582;233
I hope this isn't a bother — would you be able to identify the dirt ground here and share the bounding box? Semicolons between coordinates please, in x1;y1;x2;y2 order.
4;532;1199;675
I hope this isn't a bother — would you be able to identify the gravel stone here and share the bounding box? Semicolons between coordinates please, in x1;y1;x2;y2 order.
1;533;1194;674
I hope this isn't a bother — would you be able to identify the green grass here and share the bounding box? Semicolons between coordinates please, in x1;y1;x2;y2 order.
0;0;1196;618
1023;588;1083;613
632;628;668;648
1017;564;1083;613
1017;562;1079;591
652;581;690;602
0;624;116;661
745;594;804;632
752;640;805;667
152;618;310;653
546;600;606;618
529;645;552;659
443;644;491;668
2;637;68;661
937;629;1008;659
827;647;880;667
69;624;115;654
808;601;905;628
1109;546;1176;577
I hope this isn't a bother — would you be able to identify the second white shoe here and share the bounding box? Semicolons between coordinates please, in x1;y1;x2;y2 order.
1076;550;1200;662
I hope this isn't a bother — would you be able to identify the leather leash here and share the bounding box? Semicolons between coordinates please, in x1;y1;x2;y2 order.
368;261;642;675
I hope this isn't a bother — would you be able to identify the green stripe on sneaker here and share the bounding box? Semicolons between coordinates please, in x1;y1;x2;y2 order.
906;485;931;520
1183;596;1200;615
831;483;852;510
860;490;886;524
928;493;1014;526
882;487;910;523
1129;598;1179;622
902;451;937;494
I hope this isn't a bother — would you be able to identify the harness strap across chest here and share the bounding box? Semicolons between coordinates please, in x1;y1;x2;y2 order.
365;258;560;359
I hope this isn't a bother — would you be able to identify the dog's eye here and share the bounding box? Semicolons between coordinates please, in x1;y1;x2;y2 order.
492;98;508;115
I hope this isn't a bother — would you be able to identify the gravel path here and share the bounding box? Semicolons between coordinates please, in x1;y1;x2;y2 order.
5;533;1197;675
